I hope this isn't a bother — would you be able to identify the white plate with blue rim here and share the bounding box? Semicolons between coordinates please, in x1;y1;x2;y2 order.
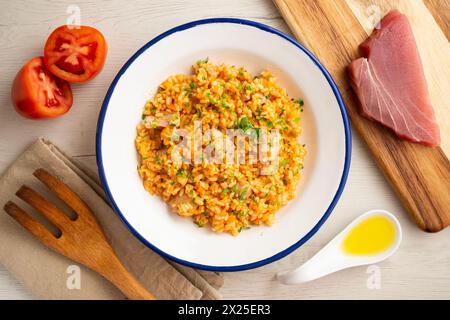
96;18;351;271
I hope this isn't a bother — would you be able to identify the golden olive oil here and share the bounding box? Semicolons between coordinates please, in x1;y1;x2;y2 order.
342;215;396;255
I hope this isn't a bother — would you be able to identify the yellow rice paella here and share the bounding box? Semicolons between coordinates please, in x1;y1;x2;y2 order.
135;59;307;236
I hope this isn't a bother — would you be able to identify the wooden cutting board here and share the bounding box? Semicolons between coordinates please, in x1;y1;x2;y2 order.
274;0;450;232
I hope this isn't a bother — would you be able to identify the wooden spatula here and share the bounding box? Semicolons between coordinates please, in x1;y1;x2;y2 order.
3;168;155;300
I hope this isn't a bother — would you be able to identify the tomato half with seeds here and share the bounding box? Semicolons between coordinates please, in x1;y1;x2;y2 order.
11;57;73;119
44;25;107;83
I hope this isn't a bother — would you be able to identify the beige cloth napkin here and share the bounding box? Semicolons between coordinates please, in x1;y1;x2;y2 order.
0;138;223;300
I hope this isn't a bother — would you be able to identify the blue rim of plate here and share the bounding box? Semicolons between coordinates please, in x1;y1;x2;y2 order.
96;18;352;272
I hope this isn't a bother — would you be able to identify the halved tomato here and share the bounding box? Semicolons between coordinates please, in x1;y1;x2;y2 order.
44;25;107;83
11;57;73;119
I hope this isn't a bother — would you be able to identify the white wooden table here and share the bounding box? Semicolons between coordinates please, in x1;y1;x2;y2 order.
0;0;448;300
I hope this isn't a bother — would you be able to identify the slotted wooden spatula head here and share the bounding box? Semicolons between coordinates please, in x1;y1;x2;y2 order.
4;168;155;300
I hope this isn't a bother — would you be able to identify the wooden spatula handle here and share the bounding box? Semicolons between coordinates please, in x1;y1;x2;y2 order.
99;253;156;300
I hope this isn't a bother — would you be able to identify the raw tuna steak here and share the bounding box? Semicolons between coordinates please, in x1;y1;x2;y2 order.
348;10;440;146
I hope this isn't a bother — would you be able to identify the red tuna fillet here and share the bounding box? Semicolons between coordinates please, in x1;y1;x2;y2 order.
348;10;440;146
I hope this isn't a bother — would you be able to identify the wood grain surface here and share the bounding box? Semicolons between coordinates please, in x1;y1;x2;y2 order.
274;0;450;232
423;0;450;40
0;0;449;300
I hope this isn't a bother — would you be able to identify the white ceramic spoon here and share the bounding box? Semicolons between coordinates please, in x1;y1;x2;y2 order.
277;209;402;284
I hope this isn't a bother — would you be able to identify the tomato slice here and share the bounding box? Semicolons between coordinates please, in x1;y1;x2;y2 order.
44;25;107;83
11;57;73;119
